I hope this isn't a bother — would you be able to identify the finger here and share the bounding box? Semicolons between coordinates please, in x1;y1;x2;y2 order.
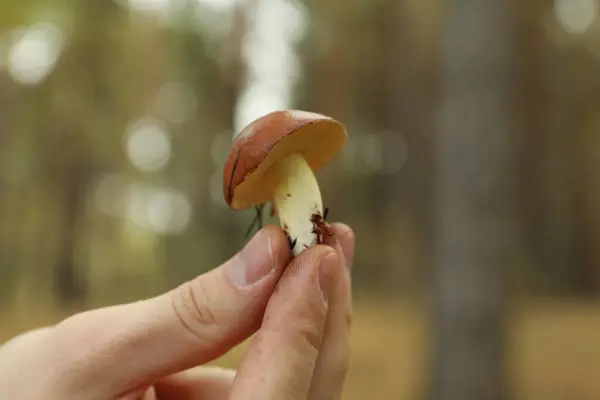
44;225;292;397
0;328;55;399
152;366;235;399
0;327;51;356
331;222;355;270
230;245;338;400
308;223;355;399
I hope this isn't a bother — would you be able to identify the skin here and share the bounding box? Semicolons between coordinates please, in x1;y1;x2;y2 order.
0;222;355;400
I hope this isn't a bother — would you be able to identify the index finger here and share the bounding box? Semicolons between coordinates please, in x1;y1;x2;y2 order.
308;223;355;398
230;245;339;400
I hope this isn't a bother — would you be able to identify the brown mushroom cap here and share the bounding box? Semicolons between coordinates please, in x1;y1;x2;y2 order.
223;110;347;210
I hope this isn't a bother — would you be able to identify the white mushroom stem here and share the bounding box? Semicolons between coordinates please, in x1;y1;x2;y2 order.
273;152;323;256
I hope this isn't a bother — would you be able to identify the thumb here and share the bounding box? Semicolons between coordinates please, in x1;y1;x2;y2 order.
42;225;291;398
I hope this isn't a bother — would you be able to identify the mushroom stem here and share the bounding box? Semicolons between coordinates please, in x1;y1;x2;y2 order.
273;152;324;256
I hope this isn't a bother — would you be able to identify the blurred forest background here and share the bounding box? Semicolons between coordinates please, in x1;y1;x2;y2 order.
2;0;600;399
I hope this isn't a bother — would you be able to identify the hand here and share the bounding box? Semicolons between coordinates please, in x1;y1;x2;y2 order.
0;223;355;400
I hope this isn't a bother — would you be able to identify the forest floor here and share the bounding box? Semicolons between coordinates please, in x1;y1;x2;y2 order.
2;298;600;399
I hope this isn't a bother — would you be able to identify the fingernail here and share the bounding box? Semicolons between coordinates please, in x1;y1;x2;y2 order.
228;228;275;287
318;251;338;302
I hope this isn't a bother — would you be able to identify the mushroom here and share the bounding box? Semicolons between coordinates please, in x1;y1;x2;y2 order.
223;110;347;256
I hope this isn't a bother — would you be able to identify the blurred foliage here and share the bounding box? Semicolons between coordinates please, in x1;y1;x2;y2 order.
2;0;600;398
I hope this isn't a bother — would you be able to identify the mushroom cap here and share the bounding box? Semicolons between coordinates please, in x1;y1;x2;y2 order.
223;110;347;210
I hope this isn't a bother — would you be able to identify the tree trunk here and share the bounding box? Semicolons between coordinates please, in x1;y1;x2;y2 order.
430;1;516;399
54;160;88;305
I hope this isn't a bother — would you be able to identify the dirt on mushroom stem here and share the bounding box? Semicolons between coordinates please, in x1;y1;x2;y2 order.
247;204;332;249
311;213;333;243
284;212;333;251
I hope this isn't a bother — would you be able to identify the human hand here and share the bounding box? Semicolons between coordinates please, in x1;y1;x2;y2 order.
0;223;355;400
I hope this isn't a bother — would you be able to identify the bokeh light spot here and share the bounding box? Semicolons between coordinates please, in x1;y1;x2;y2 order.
125;118;172;172
146;188;192;235
6;23;65;85
125;183;192;235
554;0;596;35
